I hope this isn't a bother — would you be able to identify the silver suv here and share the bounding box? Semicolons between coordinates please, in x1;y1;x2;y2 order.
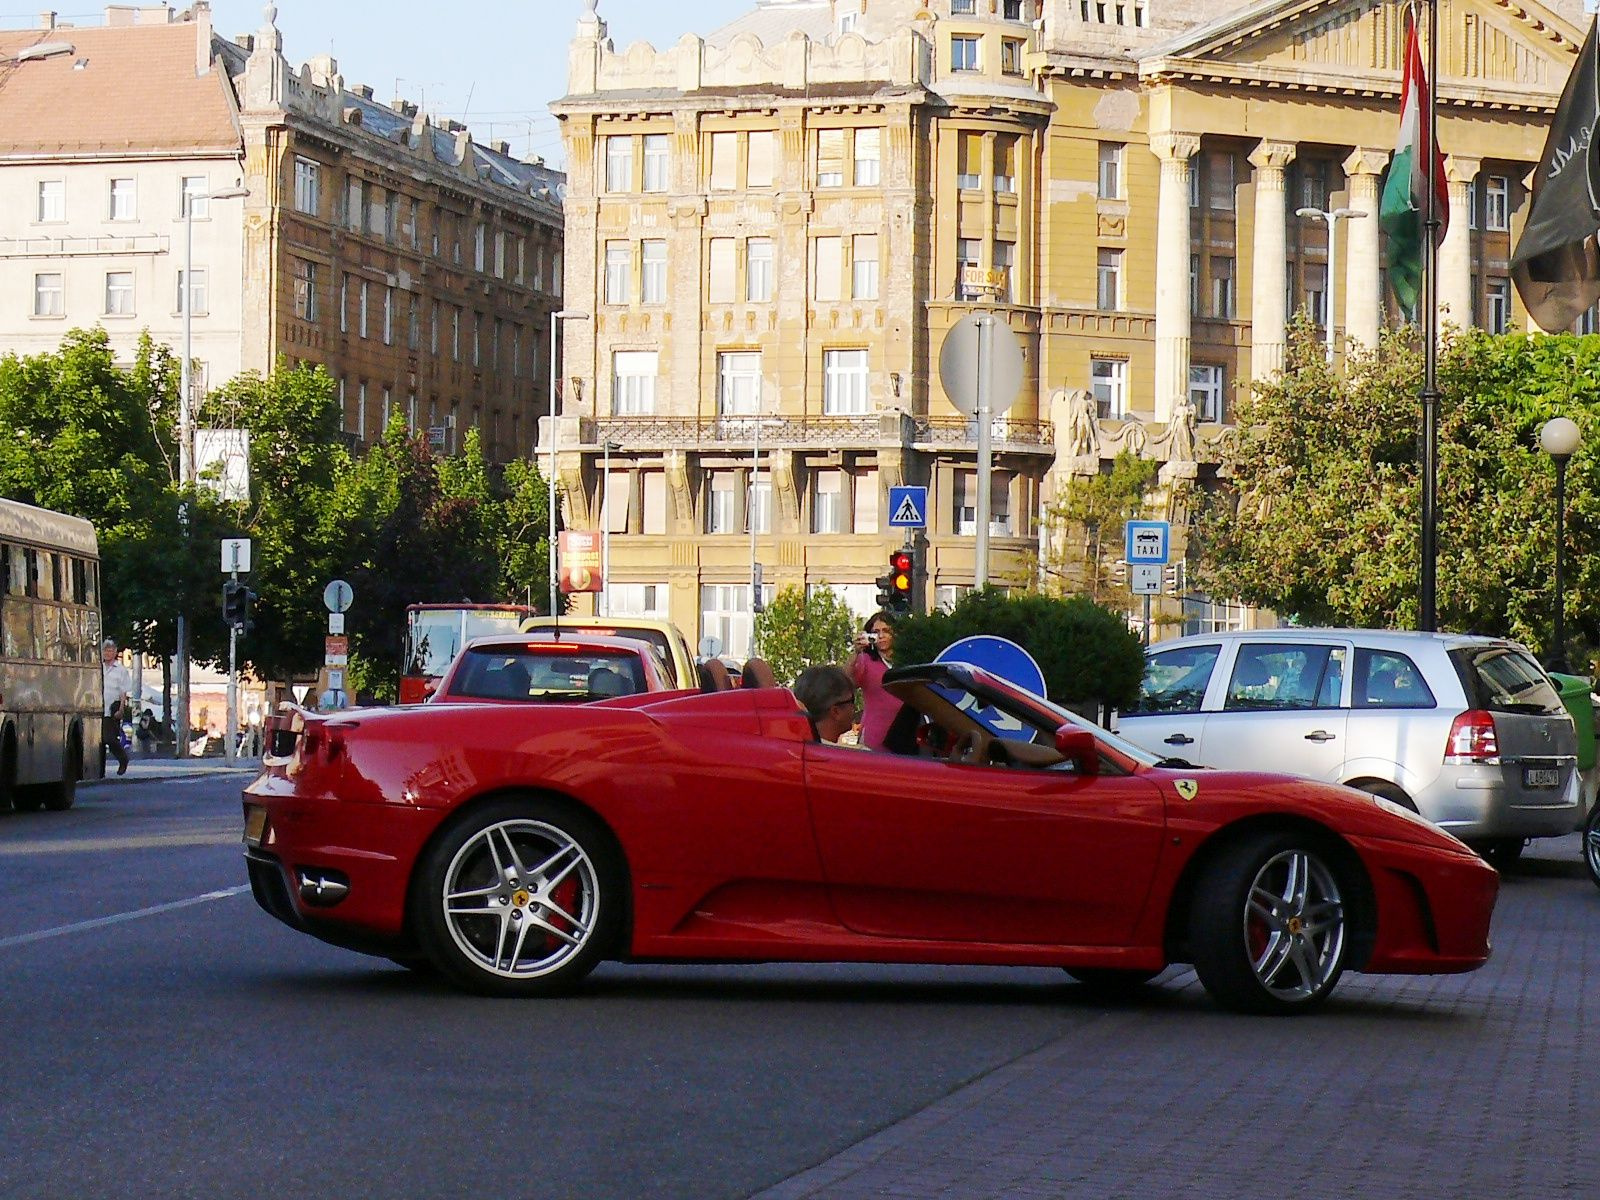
1118;629;1581;863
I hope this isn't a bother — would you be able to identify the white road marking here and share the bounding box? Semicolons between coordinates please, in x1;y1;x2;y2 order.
0;831;239;855
0;885;250;951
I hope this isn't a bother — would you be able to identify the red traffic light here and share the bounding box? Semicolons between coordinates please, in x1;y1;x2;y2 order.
890;550;913;595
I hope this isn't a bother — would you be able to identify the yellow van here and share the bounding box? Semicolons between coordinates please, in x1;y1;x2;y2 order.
519;615;699;691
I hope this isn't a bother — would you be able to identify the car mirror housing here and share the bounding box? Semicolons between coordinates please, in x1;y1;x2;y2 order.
1054;726;1099;775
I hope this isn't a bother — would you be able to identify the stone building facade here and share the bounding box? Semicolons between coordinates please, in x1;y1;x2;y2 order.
0;4;565;463
554;0;1583;657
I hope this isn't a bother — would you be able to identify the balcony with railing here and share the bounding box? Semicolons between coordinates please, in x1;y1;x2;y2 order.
578;412;1055;454
0;233;171;258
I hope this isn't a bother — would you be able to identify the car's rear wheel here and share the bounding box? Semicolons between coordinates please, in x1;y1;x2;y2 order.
1583;805;1600;891
412;797;621;996
1475;838;1525;869
1189;831;1350;1015
1062;967;1160;994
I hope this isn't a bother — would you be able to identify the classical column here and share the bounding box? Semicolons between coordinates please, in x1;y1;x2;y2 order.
1343;148;1387;350
1151;132;1200;424
1248;140;1296;382
1439;156;1480;332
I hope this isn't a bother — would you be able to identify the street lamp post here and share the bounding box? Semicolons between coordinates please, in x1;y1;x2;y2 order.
175;183;248;758
1295;206;1367;364
547;310;589;618
600;438;621;616
1541;417;1581;673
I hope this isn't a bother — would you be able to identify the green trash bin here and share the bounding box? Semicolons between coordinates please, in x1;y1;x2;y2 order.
1550;672;1597;815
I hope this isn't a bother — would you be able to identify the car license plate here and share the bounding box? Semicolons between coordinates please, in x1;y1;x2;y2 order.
1523;767;1560;789
243;805;267;846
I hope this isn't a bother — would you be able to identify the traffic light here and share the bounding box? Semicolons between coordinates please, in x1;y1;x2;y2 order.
222;580;255;634
875;570;897;610
888;549;914;615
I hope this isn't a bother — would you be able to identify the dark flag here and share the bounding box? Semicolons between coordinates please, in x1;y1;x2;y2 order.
1512;18;1600;331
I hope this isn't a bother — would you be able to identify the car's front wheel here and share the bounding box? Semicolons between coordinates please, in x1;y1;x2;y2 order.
412;798;623;996
1189;831;1350;1015
1584;805;1600;892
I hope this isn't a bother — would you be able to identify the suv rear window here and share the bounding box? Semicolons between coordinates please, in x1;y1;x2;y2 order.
562;624;672;662
1353;648;1435;709
1451;647;1565;716
448;647;647;702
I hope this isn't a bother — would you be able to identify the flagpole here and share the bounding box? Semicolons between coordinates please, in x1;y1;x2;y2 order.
1419;0;1441;632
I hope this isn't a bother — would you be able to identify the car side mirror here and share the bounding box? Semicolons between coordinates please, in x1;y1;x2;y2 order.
1054;726;1100;776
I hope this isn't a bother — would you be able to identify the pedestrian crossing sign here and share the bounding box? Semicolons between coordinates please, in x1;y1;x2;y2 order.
888;486;928;528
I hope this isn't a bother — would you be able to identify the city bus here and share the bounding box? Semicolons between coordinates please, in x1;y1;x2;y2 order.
400;603;536;703
1;497;103;811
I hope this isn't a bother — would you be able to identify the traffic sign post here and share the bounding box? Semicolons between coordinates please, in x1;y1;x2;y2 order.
939;313;1024;590
321;580;354;710
1123;520;1171;647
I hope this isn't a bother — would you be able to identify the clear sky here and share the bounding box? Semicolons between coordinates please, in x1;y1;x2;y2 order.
0;0;759;167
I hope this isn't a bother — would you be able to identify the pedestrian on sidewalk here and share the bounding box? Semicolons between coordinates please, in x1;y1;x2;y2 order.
100;637;131;776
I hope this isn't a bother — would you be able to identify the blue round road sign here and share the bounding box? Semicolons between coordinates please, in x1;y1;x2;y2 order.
934;635;1047;740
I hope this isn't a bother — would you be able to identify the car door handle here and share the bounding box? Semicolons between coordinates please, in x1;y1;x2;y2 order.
1163;734;1195;746
1304;730;1336;743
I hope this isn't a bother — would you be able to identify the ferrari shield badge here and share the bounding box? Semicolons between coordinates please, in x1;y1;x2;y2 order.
1174;779;1199;801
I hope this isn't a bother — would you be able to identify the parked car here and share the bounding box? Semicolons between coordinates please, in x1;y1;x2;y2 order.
1119;629;1581;865
519;616;698;691
430;632;677;704
244;659;1498;1015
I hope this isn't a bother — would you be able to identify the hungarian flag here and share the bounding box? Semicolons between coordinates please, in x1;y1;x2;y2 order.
1379;17;1449;314
1512;18;1600;332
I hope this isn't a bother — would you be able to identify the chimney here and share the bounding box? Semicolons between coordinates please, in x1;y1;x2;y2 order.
39;11;56;29
353;83;373;100
493;140;510;156
193;0;211;75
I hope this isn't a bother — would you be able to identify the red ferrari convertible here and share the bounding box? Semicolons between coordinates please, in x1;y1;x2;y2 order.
243;661;1498;1014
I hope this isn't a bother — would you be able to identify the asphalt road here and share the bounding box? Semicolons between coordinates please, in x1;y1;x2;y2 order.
2;774;1598;1200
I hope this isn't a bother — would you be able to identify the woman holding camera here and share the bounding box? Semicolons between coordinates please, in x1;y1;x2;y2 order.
846;611;903;751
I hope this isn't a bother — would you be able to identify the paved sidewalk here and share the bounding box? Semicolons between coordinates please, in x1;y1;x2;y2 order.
82;756;262;787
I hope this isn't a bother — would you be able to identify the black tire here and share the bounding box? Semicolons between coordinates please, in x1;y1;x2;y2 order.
40;728;80;812
1063;967;1160;993
411;797;623;996
1352;781;1417;812
1189;830;1351;1015
1470;838;1525;869
0;729;16;813
1584;805;1600;892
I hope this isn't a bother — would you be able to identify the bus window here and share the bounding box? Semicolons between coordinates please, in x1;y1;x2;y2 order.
35;550;56;601
5;544;25;596
4;599;36;660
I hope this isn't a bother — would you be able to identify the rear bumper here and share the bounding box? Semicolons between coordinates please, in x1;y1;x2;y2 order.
1416;764;1583;840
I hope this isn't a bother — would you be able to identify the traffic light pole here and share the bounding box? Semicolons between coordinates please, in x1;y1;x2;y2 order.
225;568;237;766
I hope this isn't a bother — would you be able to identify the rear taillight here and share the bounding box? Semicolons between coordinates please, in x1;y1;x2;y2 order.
1445;709;1500;764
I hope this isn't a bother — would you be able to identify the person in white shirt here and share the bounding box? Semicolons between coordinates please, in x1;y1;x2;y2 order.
100;638;132;776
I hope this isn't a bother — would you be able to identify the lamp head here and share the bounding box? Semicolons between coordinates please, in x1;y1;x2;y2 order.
1541;416;1582;460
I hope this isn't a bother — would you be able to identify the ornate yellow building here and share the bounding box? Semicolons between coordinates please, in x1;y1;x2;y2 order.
550;0;1585;656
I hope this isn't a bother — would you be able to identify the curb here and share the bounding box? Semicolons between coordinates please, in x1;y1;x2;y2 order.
81;763;263;789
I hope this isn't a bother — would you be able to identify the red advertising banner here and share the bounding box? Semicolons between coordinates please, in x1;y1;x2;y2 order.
558;530;603;593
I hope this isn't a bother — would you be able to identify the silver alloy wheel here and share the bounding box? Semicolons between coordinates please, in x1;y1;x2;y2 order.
440;818;599;980
1241;849;1346;1003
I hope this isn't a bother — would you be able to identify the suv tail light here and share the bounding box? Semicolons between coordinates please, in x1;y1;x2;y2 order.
1445;709;1500;765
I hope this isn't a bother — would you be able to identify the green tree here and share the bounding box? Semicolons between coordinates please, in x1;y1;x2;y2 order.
495;456;554;611
1039;450;1158;608
754;584;859;684
1198;322;1600;663
892;587;1145;710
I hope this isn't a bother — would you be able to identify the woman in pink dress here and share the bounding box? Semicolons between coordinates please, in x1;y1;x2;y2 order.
846;611;903;751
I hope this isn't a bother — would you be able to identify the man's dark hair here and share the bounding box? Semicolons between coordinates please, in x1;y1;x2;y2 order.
793;664;854;721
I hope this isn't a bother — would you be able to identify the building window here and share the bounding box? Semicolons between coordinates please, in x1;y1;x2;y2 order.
1189;364;1225;423
952;0;977;11
109;177;136;221
1098;143;1123;200
359;280;370;338
1487;278;1510;333
1091;357;1127;419
747;131;776;189
748;476;772;535
1190;253;1201;314
430;300;440;354
1001;37;1026;75
1468;180;1479;231
707;472;739;535
956;237;982;299
641;240;667;304
472;312;482;366
746;238;774;302
700;582;759;662
474;224;486;272
383;287;394;345
642;134;669;192
709;238;737;305
953;470;977;536
710;131;739;191
718;351;762;415
180;175;210;220
1097;248;1122;311
838;9;861;34
340;275;350;334
824;349;870;414
346;178;364;231
409;296;421;351
1303;262;1327;327
854;128;881;187
813;469;845;534
816;129;845;188
294;158;320;215
292;259;318;322
494;231;507;279
951;35;980;72
994;134;1018;194
104;271;134;316
604;241;632;305
613;350;658;415
176;269;207;316
37;180;63;223
852;235;880;301
814;236;843;303
605;136;633;192
32;273;63;317
1485;175;1509;231
994;240;1015;303
610;583;670;620
1300;160;1327;210
1210;256;1235;318
1207;151;1236;211
957;131;982;191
